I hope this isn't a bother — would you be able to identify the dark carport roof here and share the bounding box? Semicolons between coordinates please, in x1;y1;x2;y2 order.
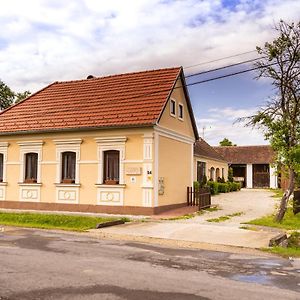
213;145;275;164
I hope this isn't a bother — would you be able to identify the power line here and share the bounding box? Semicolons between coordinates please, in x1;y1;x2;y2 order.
184;50;257;69
185;62;276;87
185;57;263;78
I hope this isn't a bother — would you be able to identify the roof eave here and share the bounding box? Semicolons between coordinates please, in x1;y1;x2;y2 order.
0;123;155;136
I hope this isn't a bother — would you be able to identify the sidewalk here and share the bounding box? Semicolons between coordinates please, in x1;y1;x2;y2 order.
89;189;281;249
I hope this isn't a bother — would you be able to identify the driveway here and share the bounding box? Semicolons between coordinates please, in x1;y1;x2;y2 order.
187;188;277;225
94;189;281;248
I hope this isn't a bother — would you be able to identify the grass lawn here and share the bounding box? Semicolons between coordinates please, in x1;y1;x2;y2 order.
0;211;128;231
246;207;300;230
206;212;244;223
262;232;300;258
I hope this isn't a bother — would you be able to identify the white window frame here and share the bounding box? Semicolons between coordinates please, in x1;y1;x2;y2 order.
178;103;184;121
0;142;9;183
170;98;176;117
53;139;82;185
95;137;127;185
17;141;43;184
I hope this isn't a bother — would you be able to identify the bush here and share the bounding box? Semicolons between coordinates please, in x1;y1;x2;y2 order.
207;181;219;195
218;183;229;193
193;181;200;191
201;175;208;187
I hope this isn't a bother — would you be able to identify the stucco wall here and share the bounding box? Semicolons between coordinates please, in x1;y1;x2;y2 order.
0;128;152;208
158;135;193;206
158;77;195;138
193;156;228;182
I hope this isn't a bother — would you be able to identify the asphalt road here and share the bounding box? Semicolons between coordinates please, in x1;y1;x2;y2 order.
0;227;299;300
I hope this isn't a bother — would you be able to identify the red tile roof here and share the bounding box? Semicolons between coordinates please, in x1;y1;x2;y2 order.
194;139;227;162
214;145;275;164
0;67;197;135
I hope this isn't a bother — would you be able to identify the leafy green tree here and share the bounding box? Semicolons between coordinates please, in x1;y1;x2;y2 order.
246;20;300;222
0;79;31;110
219;138;236;146
0;80;15;110
15;91;31;103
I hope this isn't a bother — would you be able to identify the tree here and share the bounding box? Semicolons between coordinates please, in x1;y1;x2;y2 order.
219;138;236;146
0;80;15;110
246;20;300;222
15;91;31;103
0;79;31;110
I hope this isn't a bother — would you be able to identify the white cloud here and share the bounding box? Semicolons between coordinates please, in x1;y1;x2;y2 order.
0;0;298;146
197;107;267;146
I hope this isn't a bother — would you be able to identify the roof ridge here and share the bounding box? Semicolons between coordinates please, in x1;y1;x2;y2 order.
214;145;271;148
55;66;182;85
0;81;58;116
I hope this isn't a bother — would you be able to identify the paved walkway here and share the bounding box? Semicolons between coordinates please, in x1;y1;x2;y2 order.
91;189;282;249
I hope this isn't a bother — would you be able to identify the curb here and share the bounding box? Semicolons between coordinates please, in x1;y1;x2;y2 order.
96;220;125;229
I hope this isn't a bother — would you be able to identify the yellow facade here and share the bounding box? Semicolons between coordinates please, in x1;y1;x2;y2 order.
194;157;228;182
0;78;197;214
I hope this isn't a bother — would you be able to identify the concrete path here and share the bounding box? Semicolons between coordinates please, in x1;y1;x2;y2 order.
94;189;281;249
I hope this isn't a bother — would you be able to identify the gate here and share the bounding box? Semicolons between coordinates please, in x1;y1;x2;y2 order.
187;187;211;209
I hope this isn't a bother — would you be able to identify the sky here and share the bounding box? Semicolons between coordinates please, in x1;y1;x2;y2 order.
0;0;299;145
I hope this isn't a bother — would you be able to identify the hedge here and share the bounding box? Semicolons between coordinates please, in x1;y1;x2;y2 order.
196;181;241;195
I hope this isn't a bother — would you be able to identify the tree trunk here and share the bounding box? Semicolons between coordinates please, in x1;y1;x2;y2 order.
275;169;295;222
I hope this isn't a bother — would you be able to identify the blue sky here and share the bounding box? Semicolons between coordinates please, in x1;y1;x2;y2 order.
0;0;299;145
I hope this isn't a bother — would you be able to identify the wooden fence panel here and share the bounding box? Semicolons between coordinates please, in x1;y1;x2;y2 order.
187;187;211;209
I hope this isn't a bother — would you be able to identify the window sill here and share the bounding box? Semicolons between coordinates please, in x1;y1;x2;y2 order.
55;183;81;187
95;184;126;188
0;182;8;186
18;183;42;186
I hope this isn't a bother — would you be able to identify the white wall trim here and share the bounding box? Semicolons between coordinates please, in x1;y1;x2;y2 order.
154;125;195;144
53;139;82;145
95;136;127;144
153;132;159;207
246;164;253;188
55;139;81;185
178;102;184;121
270;165;278;189
19;184;41;202
18;141;43;183
0;142;9;183
170;98;176;118
95;137;126;185
56;186;80;204
97;186;124;206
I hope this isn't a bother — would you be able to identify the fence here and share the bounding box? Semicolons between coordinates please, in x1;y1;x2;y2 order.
187;187;211;209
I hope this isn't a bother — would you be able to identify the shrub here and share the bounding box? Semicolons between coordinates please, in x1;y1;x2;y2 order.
207;181;219;195
193;181;200;191
218;182;229;193
201;175;208;187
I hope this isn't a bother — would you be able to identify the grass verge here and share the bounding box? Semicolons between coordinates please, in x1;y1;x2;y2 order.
245;207;300;230
262;232;300;258
269;188;284;198
0;211;128;231
206;212;244;223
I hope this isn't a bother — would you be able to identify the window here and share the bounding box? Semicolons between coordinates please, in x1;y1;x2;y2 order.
25;153;38;183
197;161;206;183
170;99;176;116
103;150;120;184
178;103;184;120
210;167;215;181
222;168;225;178
0;154;3;182
61;151;76;184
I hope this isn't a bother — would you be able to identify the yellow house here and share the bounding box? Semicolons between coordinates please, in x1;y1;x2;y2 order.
194;139;228;183
0;67;198;215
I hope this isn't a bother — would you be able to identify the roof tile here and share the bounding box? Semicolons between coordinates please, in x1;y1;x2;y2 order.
0;67;181;134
